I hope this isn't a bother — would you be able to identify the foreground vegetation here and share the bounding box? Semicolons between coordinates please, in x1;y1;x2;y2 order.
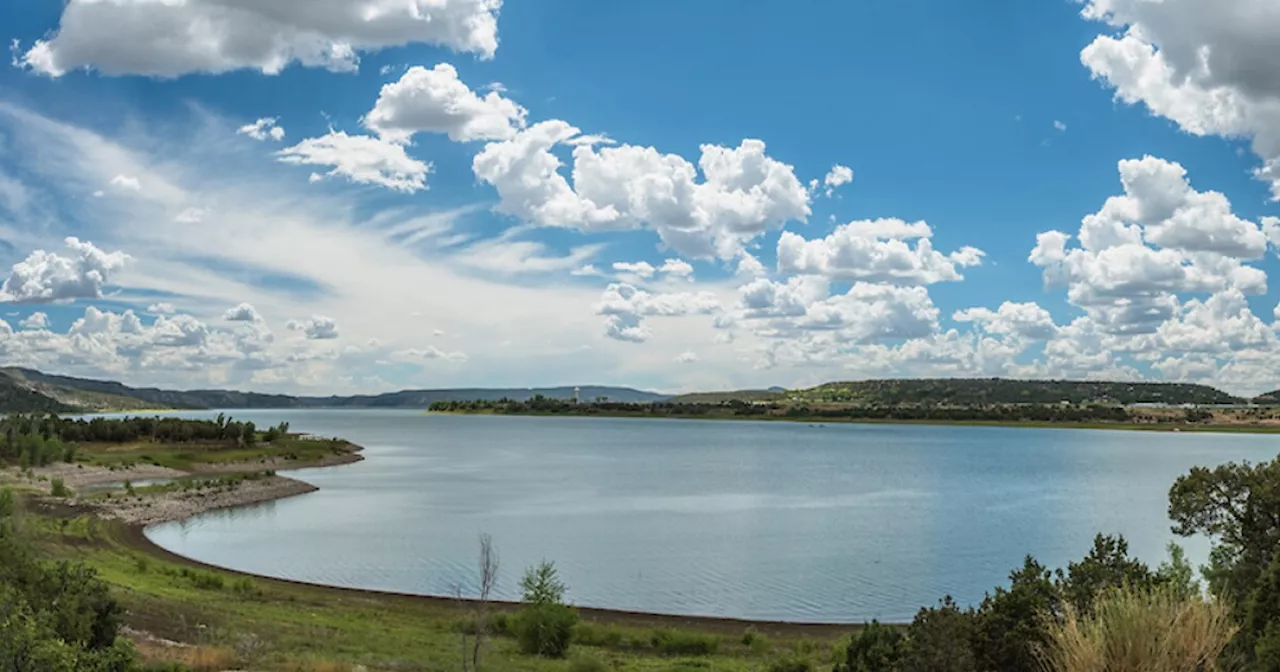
7;414;1280;670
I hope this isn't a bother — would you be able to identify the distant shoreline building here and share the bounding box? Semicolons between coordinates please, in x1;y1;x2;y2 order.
574;386;580;404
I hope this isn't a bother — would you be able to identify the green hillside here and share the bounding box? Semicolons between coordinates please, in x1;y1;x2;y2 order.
674;378;1244;406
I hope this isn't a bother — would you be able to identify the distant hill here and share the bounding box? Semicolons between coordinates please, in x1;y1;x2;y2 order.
671;378;1244;406
1255;390;1280;405
795;379;1243;406
0;368;668;413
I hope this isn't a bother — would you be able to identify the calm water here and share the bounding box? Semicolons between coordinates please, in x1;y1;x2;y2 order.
141;409;1279;622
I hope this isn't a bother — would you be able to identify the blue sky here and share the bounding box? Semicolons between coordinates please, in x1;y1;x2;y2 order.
1;0;1278;395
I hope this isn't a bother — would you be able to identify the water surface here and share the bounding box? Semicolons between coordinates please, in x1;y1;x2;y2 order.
143;410;1279;622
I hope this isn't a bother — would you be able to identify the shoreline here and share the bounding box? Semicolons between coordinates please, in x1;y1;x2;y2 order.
427;409;1280;434
94;438;866;635
119;521;861;637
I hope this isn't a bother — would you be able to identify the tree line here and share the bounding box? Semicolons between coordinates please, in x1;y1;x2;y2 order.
0;413;292;467
429;396;1159;423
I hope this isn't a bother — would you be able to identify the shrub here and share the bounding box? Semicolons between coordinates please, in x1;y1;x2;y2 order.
650;628;720;656
513;603;578;658
568;655;608;672
230;577;259;596
1040;585;1236;672
741;627;771;653
133;556;150;574
837;620;904;671
61;444;77;463
767;656;813;672
521;560;567;606
49;478;72;498
124;480;136;497
902;596;977;672
573;621;624;648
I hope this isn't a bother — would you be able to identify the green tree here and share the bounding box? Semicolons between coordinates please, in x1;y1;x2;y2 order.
1168;456;1280;602
837;620;904;671
902;596;976;672
513;561;577;658
972;557;1058;672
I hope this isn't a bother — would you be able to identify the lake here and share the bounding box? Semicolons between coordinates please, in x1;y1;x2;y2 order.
142;409;1279;622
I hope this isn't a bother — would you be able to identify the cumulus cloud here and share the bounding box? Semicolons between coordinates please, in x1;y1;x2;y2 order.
287;315;340;340
473;121;811;260
147;303;175;314
223;302;262;322
594;283;720;343
1029;156;1271;333
659;258;694;279
17;0;502;77
18;312;50;330
277;130;431;192
237;118;285;142
1079;0;1280;198
364;63;526;143
675;351;698;363
612;261;656;278
822;164;853;196
777;218;984;285
954;301;1058;340
0;238;129;304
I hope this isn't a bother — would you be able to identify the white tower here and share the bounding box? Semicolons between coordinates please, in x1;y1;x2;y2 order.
574;386;581;403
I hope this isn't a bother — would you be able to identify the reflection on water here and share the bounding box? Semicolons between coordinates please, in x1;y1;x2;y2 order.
144;410;1279;622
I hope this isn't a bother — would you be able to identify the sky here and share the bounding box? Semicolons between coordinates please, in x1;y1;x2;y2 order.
1;0;1279;396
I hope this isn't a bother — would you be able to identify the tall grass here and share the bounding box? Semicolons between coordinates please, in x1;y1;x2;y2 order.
1039;585;1237;672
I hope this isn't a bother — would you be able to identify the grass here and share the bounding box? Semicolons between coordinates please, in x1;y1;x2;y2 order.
67;436;358;472
26;507;843;671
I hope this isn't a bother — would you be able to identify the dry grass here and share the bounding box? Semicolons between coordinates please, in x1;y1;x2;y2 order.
133;641;237;671
1039;585;1237;672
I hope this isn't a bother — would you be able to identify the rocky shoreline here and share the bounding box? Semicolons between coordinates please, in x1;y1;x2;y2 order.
3;444;365;526
93;475;321;526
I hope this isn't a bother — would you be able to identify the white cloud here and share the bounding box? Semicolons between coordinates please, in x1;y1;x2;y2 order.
570;264;603;277
739;276;829;319
277;130;431;192
594;282;720;343
287;315;340;340
953;301;1058;340
822;164;853;196
223;302;263;322
659;258;694;279
1080;0;1280;198
364;63;526;143
392;346;467;363
1054;120;1068;132
675;351;698;363
1029;156;1271;333
777;218;984;285
174;207;206;224
0;237;129;304
18;0;502;77
18;312;50;330
237;118;286;142
110;174;140;191
474;122;812;260
612;261;656;278
454;239;603;274
146;303;175;314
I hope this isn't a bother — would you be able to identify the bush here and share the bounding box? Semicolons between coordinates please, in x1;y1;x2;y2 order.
1041;584;1236;671
902;596;976;672
650;628;719;656
49;478;72;498
766;655;812;672
573;621;624;648
513;603;578;658
837;620;904;671
567;655;608;672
